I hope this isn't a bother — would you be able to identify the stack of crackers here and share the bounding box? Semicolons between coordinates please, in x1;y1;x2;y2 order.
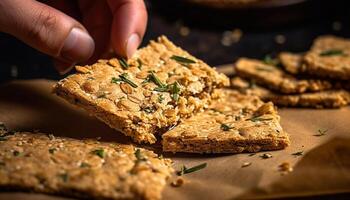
0;36;290;200
232;35;350;108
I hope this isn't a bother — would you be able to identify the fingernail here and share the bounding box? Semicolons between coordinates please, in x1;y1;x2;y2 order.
54;59;75;75
126;33;140;58
60;28;95;63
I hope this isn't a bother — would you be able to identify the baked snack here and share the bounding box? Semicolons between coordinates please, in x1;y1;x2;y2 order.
278;52;304;74
231;77;350;108
0;131;173;200
303;35;350;80
53;36;229;144
234;58;332;94
162;89;290;153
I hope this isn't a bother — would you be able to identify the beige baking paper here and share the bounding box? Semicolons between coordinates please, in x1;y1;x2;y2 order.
0;73;349;200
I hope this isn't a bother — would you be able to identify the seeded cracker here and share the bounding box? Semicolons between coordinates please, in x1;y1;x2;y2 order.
304;35;350;80
0;132;173;200
234;58;333;94
53;36;229;144
231;77;350;108
162;89;290;153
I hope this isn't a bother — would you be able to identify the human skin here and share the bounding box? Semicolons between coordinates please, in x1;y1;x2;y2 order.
0;0;148;74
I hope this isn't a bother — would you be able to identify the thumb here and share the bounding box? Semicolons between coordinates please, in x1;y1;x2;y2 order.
0;0;95;73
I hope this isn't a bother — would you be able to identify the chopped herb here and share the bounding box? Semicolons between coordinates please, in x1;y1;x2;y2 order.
80;162;91;168
158;154;164;159
263;55;279;66
248;80;257;89
91;149;105;158
248;153;256;157
210;108;224;114
149;71;166;87
134;149;147;163
260;153;273;159
97;93;107;98
247;117;273;122
319;49;345;56
47;134;55;140
111;73;138;88
119;58;129;69
291;151;304;156
177;163;207;176
49;148;57;154
221;124;233;131
137;58;143;70
241;162;252;168
59;173;68;182
170;55;196;66
154;81;181;101
13;150;20;156
142;106;156;114
158;94;165;103
314;129;328;136
0;137;6;141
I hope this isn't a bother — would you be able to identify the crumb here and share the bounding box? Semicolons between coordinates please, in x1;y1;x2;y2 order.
332;21;342;31
171;177;185;187
179;26;190;37
278;161;293;175
241;162;252;168
275;35;286;44
221;29;243;46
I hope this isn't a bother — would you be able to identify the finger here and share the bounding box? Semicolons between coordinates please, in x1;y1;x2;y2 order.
78;0;112;63
0;0;95;73
107;0;148;58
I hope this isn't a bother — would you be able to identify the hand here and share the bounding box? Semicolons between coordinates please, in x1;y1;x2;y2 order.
0;0;148;74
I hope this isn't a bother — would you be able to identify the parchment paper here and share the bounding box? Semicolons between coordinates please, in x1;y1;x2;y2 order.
0;66;349;200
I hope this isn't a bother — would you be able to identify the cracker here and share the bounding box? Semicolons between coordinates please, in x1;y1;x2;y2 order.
303;35;350;80
278;52;304;74
231;77;350;108
0;131;173;200
53;36;229;144
162;89;290;153
234;58;333;94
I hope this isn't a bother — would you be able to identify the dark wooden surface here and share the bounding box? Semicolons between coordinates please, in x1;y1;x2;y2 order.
1;0;350;82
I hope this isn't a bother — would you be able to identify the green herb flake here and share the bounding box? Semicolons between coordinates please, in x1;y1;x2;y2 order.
263;55;279;66
111;73;138;88
247;117;273;122
13;150;20;156
0;137;7;141
149;71;166;87
319;49;345;56
158;94;165;103
260;153;273;159
47;134;55;140
49;148;57;154
177;163;207;176
134;149;147;163
137;59;143;70
170;55;196;66
248;153;256;157
59;173;68;182
119;58;129;69
221;124;233;131
291;151;304;156
80;162;91;168
314;129;328;136
142;106;156;114
92;149;105;158
154;81;181;102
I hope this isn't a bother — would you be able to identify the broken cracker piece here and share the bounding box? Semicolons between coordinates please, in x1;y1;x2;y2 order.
162;89;290;153
0;132;173;200
53;36;229;144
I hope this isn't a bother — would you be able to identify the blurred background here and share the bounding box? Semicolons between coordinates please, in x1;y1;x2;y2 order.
1;0;350;82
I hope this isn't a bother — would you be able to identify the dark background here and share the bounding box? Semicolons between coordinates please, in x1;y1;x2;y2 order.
1;0;350;82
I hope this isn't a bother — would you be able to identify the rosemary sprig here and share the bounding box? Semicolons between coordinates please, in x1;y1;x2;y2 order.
119;58;129;69
134;149;147;164
263;55;279;66
314;128;328;136
154;81;181;101
170;55;196;66
177;163;207;176
91;149;105;158
319;49;345;56
247;117;273;122
111;73;138;88
137;58;143;70
291;151;304;156
221;124;233;131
